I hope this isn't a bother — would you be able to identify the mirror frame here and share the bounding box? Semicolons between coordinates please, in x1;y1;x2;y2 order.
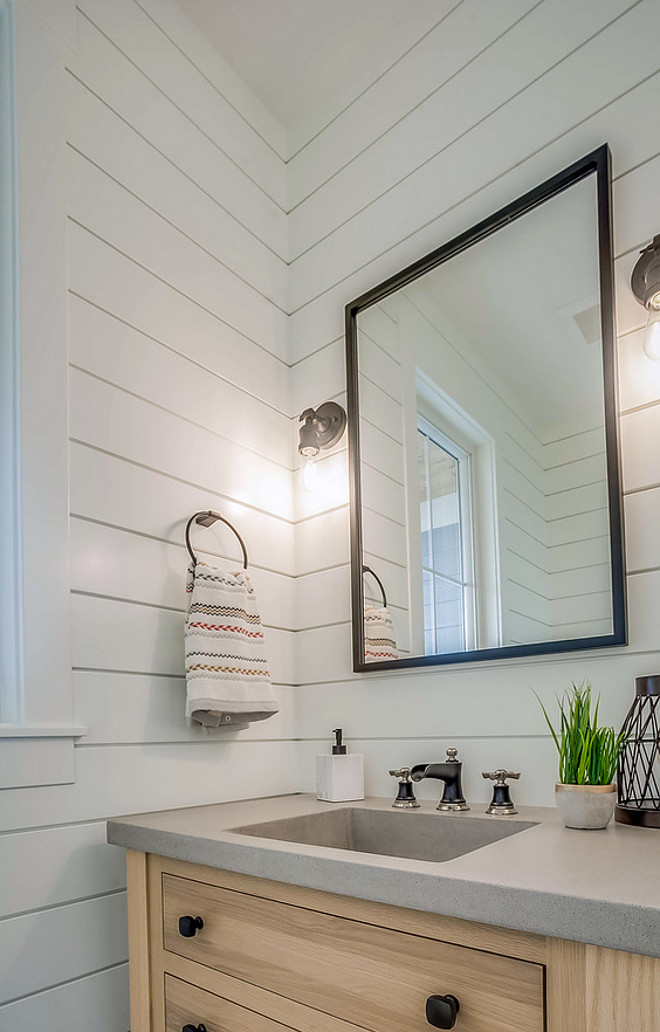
345;144;626;673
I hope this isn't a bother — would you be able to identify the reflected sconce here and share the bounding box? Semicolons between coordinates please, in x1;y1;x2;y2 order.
298;401;347;491
631;234;660;359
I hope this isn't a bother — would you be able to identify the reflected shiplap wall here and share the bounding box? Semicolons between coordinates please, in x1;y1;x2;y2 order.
359;290;612;652
0;1;297;1027
290;0;660;809
357;309;411;655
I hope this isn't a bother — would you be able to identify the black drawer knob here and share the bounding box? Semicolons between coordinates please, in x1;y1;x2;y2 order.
182;1024;207;1032
178;914;204;938
426;994;461;1029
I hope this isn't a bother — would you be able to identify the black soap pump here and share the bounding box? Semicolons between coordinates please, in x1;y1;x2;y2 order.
316;728;364;802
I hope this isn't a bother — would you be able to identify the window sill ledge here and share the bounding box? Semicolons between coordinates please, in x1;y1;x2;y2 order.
0;724;87;739
0;726;86;789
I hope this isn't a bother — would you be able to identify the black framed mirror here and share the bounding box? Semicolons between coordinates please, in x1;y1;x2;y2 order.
346;144;626;672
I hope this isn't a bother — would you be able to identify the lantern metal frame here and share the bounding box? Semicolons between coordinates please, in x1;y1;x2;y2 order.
616;675;660;828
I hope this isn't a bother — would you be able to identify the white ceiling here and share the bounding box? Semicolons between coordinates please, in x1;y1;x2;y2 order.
175;0;445;137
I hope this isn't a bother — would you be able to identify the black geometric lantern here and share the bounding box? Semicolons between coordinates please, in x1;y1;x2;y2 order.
615;675;660;828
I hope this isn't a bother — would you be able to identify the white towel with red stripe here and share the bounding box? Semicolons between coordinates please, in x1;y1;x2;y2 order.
364;605;399;663
185;562;279;728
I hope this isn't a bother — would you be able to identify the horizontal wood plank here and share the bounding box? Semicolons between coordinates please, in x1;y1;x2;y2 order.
0;964;129;1031
0;893;128;1003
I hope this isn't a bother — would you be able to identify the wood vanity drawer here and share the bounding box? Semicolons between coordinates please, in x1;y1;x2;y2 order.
162;873;545;1032
166;973;305;1032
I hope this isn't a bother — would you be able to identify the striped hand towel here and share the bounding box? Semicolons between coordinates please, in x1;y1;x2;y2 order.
185;562;279;728
364;605;399;663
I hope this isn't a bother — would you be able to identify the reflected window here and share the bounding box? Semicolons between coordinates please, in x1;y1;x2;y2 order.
417;417;475;654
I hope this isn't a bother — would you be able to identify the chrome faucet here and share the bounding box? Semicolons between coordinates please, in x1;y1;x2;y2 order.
410;748;469;812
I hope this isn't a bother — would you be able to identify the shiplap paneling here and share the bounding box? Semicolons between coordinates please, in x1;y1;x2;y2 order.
621;403;660;492
0;741;300;836
288;0;657;300
134;0;286;159
287;0;536;202
67;146;289;360
73;672;297;745
69;365;294;522
289;0;631;247
69;517;295;631
288;66;660;362
69;295;290;466
9;0;660;1027
295;508;349;577
0;964;129;1032
0;893;128;1003
66;74;287;303
291;338;345;416
68;225;289;413
0;823;125;920
70;593;294;686
67;8;287;256
69;442;295;576
77;0;286;207
4;2;295;1027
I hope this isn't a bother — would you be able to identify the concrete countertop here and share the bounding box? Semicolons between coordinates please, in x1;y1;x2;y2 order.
107;793;660;958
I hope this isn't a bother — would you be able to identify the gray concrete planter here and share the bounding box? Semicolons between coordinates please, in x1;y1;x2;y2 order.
555;782;617;830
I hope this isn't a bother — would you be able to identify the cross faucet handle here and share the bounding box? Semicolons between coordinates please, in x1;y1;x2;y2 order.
482;770;521;815
482;769;520;784
389;767;419;808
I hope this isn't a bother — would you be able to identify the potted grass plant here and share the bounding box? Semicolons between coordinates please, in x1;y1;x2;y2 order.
535;682;627;829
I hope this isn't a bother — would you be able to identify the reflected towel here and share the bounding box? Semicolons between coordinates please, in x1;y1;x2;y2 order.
185;562;279;728
364;605;399;663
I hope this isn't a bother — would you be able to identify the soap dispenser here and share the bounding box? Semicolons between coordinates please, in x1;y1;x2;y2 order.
316;729;364;802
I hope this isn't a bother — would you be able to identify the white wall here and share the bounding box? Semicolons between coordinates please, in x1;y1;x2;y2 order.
0;1;296;1028
4;1;660;1028
289;0;660;815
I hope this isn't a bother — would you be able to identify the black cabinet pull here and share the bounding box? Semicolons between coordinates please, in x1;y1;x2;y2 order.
426;994;461;1029
178;914;204;937
181;1024;207;1032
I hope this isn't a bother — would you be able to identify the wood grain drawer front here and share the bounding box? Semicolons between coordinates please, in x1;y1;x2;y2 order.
162;874;545;1032
166;974;299;1032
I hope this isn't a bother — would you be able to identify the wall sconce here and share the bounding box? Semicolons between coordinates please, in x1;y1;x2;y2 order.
631;234;660;359
298;401;347;491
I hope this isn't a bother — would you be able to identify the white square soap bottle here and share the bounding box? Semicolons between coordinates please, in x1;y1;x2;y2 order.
316;728;364;802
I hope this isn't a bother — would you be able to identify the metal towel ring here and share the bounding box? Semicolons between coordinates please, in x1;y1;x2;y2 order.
185;510;249;569
362;564;387;608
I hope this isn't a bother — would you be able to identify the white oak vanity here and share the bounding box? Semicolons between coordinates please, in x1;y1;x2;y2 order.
109;795;660;1032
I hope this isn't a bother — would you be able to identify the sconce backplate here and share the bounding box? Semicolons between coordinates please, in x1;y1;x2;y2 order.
315;401;347;450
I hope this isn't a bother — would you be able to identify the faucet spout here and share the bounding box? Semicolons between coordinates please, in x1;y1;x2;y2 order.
410;763;432;782
409;749;469;812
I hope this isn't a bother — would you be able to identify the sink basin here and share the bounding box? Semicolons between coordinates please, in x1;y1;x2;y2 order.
231;807;536;863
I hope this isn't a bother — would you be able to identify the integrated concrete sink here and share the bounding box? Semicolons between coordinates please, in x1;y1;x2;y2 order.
231;807;537;863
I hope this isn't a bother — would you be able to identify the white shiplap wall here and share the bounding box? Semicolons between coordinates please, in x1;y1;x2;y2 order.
289;0;660;811
0;1;296;1028
4;0;660;1027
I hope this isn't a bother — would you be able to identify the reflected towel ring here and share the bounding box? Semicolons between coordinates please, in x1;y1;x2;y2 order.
362;564;387;608
185;510;249;569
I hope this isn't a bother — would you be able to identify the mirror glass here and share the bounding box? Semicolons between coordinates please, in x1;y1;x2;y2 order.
347;149;625;670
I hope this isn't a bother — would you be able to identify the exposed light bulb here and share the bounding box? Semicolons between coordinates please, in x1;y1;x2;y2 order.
302;455;319;492
643;307;660;360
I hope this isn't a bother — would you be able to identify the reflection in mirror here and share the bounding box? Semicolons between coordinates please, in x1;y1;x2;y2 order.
348;147;625;670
